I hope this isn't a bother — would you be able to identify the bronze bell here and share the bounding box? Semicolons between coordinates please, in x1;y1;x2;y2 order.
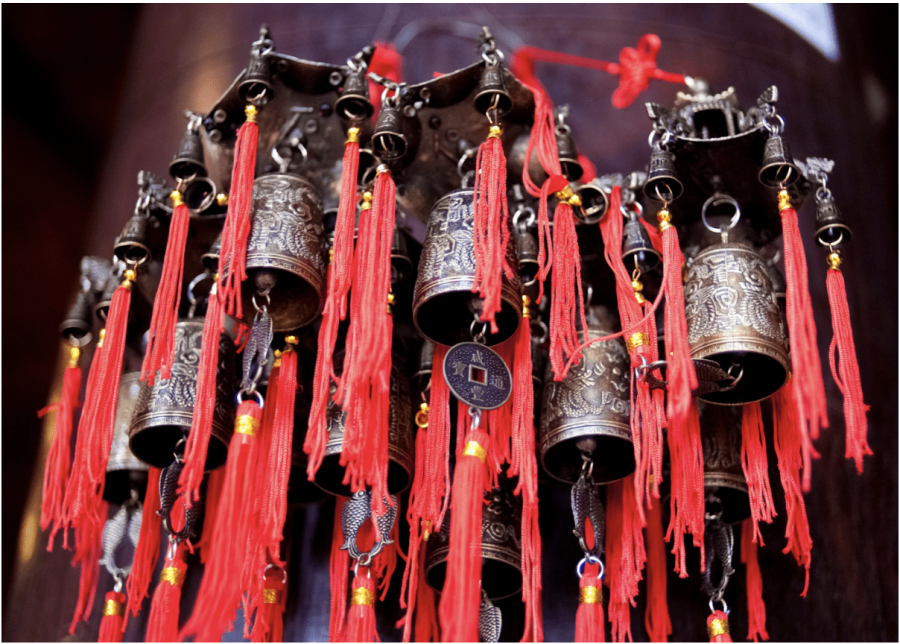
573;181;610;225
202;233;222;274
391;226;413;284
765;261;786;312
234;173;327;332
622;211;661;272
539;320;634;485
425;481;523;601
113;212;152;266
684;242;789;404
699;402;750;524
473;62;512;116
413;188;522;346
555;123;584;182
514;216;540;286
372;99;410;162
336;62;374;122
61;256;111;345
182;176;222;216
238;26;274;104
94;270;121;321
169;113;207;180
104;372;150;505
643;149;684;202
313;350;414;497
758;135;801;188
814;197;852;247
413;339;435;393
129;319;236;470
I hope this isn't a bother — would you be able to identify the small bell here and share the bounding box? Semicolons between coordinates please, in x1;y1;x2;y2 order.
814;196;853;247
372;94;411;162
113;212;152;266
94;269;121;321
643;149;684;202
181;176;221;216
61;256;111;345
336;49;375;121
700;402;750;525
622;212;661;273
758;134;801;188
201;233;222;274
473;59;512;117
573;181;610;225
104;372;150;505
391;226;413;284
169;112;207;180
555;122;584;182
238;26;274;105
514;213;540;287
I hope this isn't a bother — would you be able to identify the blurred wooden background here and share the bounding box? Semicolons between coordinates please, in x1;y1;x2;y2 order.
3;4;896;641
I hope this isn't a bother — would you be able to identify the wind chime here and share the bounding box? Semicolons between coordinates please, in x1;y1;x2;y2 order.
39;22;869;643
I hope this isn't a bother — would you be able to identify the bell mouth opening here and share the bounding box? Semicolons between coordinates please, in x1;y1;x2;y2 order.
129;426;228;471
705;484;751;525
313;454;411;498
239;269;323;332
183;177;217;214
541;434;636;485
758;163;800;189
696;351;787;405
238;80;273;105
415;292;519;347
115;243;151;266
391;255;413;284
336;96;374;122
103;470;148;505
373;132;407;161
426;558;522;601
559;158;584;183
623;248;661;273
574;188;608;225
473;90;513;117
170;160;207;183
518;260;540;287
61;323;92;345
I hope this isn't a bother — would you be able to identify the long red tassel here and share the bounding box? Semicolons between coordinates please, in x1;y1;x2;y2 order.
330;497;350;643
741;519;769;642
413;548;440;642
197;467;225;564
179;280;224;504
250;570;287;643
98;591;126;642
778;191;827;489
575;512;604;643
438;428;491;642
644;501;671;642
307;129;361;476
40;345;82;548
740;402;776;544
141;193;191;385
146;543;188;642
346;573;378;642
707;610;732;642
472;126;515;334
337;167;395;517
607;476;646;643
124;467;162;624
179;399;263;641
68;501;105;635
771;380;813;596
824;260;871;473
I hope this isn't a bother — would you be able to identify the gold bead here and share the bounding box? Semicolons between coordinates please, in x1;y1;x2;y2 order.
124;269;137;282
104;599;125;617
634;291;648;304
567;193;582;207
554;184;575;202
522;294;532;318
631;279;643;292
351;587;375;607
245;104;258;123
657;207;672;232
778;189;792;211
362;191;374;202
285;335;299;346
68;346;80;368
216;193;229;206
235;414;260;437
827;251;842;271
626;332;650;353
160;566;184;587
328;247;334;264
346;127;361;144
263;589;279;604
415;403;430;428
97;328;106;348
487;124;503;139
463;441;487;463
170;190;184;207
707;618;730;638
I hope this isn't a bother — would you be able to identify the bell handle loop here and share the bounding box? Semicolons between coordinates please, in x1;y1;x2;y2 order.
512;205;537;230
468;406;482;429
700;193;741;236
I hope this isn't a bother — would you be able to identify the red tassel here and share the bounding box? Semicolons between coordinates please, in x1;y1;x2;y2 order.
338;167;396;516
64;275;133;531
146;544;188;642
345;573;378;642
472;130;515;334
179;399;263;641
666;400;704;577
98;591;126;642
644;500;671;642
439;428;490;642
741;519;769;642
606;476;646;643
308;130;361;476
825;262;871;472
39;345;82;548
707;610;732;642
330;496;350;643
778;193;828;480
124;467;162;624
740;403;776;544
413;547;440;642
197;467;225;564
575;572;606;643
771;380;813;596
68;502;105;635
250;569;287;643
179;281;224;505
141;196;191;385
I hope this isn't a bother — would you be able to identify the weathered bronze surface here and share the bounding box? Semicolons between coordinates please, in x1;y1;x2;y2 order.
413;188;521;346
129;319;236;470
425;482;523;601
104;372;150;505
539;325;634;485
699;401;750;524
684;242;789;404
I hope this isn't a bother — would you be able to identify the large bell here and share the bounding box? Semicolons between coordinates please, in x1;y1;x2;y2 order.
235;173;327;332
425;481;523;601
129;319;236;470
312;350;414;497
684;242;789;405
104;372;150;505
413;188;522;346
699;402;750;524
539;320;634;485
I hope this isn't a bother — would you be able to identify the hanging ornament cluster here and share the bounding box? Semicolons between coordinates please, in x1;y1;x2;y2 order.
37;23;869;643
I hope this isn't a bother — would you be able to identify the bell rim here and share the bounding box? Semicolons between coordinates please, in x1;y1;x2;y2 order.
424;544;523;601
412;280;522;347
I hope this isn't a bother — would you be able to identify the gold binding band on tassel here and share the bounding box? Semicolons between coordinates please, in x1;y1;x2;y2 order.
463;441;487;463
104;599;125;617
235;415;260;437
160;566;184;587
263;589;279;604
579;585;602;604
626;332;650;353
778;189;792;211
352;586;375;607
708;617;730;638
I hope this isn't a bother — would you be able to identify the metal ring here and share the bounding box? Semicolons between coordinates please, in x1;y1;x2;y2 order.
819;230;844;248
709;598;729;615
512;206;537;229
173;438;186;464
653;182;675;204
701;194;741;234
457;147;476;179
530;319;549;344
468;406;482;429
815;185;833;202
252;291;271;314
576;555;604;579
166;536;180;561
775;165;796;186
187;273;209;312
763;114;784;135
470;318;488;344
236;388;264;409
621;200;644;220
263;563;288;584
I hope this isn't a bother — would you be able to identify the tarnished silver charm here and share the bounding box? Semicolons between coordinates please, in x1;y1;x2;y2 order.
443;342;512;410
339;490;398;564
478;590;502;643
571;470;604;558
101;496;142;590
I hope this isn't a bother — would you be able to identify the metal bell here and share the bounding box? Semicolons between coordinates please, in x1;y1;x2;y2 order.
684;242;790;404
104;372;150;505
643;149;684;202
61;256;110;345
573;181;610;225
413;339;435;392
622;213;661;273
372;101;409;162
336;64;374;121
514;220;539;286
555;124;584;182
129;319;236;469
413;188;522;346
238;27;274;104
765;261;786;312
473;62;512;117
113;212;152;266
169;114;207;180
814;197;852;247
699;402;750;524
539;321;634;485
313;351;414;497
181;176;222;216
758;135;801;188
235;173;327;332
391;226;413;284
425;481;523;601
94;270;121;321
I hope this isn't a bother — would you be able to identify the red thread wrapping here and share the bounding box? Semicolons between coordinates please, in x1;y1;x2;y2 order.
740;402;776;544
146;545;188;642
197;467;225;564
741;518;769;642
707;611;732;643
575;572;606;643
